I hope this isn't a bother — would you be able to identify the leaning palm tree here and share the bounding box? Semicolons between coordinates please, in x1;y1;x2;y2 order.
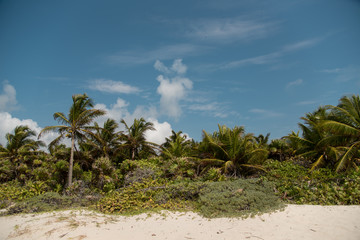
38;94;105;186
120;118;156;160
322;95;360;171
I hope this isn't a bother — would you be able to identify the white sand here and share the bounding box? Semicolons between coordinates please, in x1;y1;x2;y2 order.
0;205;359;240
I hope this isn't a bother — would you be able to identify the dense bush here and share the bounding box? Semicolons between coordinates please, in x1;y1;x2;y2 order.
263;160;360;205
197;178;283;218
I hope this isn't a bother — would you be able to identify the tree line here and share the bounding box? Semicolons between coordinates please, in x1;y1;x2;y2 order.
0;93;359;188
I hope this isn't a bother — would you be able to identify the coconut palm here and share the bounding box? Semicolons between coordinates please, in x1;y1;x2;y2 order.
0;125;45;160
0;125;45;181
199;124;268;176
161;130;192;159
322;95;360;171
84;119;121;160
120;118;156;160
285;107;339;170
38;94;105;186
254;133;270;148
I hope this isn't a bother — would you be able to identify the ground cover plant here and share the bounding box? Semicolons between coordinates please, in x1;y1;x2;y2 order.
197;178;284;218
263;160;360;205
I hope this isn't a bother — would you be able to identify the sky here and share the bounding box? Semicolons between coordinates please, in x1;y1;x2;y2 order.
0;0;359;146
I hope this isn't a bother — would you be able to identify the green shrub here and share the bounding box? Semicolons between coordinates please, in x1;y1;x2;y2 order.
163;157;197;179
154;181;207;204
97;177;191;214
197;178;284;218
263;160;360;205
202;167;226;181
4;192;75;215
0;159;14;182
0;180;49;202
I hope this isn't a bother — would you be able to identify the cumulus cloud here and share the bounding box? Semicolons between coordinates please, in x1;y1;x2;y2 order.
0;112;58;148
94;98;173;145
171;59;187;74
89;79;140;94
154;59;187;75
154;59;193;119
145;119;173;145
156;75;192;119
0;81;17;112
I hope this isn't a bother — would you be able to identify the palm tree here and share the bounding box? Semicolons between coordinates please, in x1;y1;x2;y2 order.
322;95;360;171
0;125;45;180
254;133;270;148
120;118;156;160
285;107;339;170
268;138;291;161
199;124;268;176
0;125;45;158
38;94;105;186
84;119;121;160
161;130;192;159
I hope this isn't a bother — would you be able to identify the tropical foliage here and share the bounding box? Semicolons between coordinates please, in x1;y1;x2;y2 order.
38;94;105;186
1;93;359;217
199;125;268;176
120;118;157;160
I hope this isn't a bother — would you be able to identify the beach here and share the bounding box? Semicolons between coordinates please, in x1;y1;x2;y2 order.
1;204;359;240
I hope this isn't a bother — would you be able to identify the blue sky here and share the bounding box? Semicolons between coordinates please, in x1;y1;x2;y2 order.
0;0;359;145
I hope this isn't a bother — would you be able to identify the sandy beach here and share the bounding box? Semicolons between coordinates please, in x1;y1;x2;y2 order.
0;204;359;240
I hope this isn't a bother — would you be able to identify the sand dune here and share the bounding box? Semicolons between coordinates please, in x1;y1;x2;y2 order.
1;205;359;240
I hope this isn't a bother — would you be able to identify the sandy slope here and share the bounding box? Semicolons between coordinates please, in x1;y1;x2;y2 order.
0;205;359;240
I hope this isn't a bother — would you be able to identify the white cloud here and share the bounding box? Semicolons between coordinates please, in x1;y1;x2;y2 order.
94;98;174;145
187;18;277;43
171;59;187;75
154;59;187;75
94;98;158;127
0;81;17;112
218;37;322;69
282;38;321;52
154;60;171;74
188;102;228;118
250;108;283;118
286;79;303;89
321;65;360;82
155;59;193;119
89;79;140;94
0;112;58;148
156;75;193;119
145;119;173;145
107;44;204;65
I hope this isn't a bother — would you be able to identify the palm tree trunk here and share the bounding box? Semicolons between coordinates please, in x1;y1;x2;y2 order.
68;135;75;186
131;148;135;160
